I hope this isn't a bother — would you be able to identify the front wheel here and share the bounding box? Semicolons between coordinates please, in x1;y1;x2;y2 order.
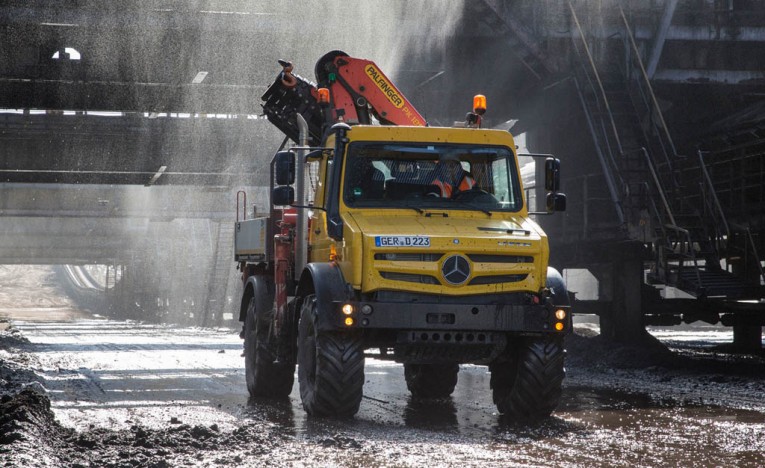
244;294;295;398
490;337;565;420
404;363;459;398
298;294;365;417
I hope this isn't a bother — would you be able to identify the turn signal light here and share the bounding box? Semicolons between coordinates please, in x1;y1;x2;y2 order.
317;87;330;105
555;322;564;331
330;244;338;262
555;309;567;320
342;304;354;315
473;94;487;115
344;317;354;326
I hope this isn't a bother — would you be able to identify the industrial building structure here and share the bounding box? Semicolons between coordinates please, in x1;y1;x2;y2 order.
1;0;763;347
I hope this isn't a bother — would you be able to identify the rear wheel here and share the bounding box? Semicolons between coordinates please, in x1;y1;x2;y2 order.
404;364;459;398
298;294;365;417
244;293;295;398
490;337;564;420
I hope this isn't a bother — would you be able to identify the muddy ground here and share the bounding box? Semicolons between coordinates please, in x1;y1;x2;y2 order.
1;266;764;467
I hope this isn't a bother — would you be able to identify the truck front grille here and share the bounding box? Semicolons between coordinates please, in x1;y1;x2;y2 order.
468;274;528;285
467;254;534;263
374;253;444;261
375;251;535;289
379;271;440;285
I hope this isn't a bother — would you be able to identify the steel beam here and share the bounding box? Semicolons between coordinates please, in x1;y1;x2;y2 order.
471;0;555;80
653;69;765;84
647;0;679;79
0;184;268;220
0;79;268;114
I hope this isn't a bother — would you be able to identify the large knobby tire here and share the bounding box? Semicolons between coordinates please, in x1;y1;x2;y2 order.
490;337;565;420
244;294;295;398
404;364;459;398
298;294;365;417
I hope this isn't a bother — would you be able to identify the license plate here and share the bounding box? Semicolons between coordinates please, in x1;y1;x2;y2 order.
375;236;430;247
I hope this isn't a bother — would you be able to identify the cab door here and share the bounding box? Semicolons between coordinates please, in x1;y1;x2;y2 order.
308;153;333;263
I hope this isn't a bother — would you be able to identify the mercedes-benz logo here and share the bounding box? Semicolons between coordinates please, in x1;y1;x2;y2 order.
441;255;471;285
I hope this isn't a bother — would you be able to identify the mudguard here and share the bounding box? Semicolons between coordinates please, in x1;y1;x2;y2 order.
239;274;274;322
295;263;352;332
546;267;569;307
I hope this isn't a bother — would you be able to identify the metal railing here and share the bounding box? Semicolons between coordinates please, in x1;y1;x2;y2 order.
568;1;626;228
630;147;676;227
568;2;682;237
698;150;730;252
557;171;623;241
572;75;626;227
618;6;688;218
663;223;704;295
698;150;765;286
569;1;624;156
738;226;765;285
619;7;678;164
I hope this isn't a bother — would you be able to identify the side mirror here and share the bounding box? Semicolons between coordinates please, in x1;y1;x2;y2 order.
275;151;295;185
305;149;324;161
544;158;561;192
546;192;567;213
272;186;295;206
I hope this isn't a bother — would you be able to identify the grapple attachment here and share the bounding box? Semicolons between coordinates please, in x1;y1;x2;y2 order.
261;69;324;146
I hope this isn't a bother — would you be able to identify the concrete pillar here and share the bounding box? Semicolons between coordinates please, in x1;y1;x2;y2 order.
600;243;646;342
733;323;763;352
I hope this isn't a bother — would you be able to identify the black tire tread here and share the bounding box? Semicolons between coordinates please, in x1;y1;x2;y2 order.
245;293;295;398
312;332;365;416
298;295;365;417
491;338;565;420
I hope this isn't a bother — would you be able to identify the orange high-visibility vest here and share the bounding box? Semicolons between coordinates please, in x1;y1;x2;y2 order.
434;174;475;197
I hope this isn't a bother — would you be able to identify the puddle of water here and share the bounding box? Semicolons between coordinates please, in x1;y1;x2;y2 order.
243;363;765;467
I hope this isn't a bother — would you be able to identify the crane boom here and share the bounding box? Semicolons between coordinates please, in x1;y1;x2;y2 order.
261;50;426;146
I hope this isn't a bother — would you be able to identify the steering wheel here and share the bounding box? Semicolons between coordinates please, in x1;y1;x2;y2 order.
423;184;442;198
451;188;493;202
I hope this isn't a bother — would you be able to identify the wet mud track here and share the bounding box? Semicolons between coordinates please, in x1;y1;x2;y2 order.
2;317;765;467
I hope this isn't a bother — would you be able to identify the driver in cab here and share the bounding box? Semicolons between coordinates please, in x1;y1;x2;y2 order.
431;152;475;198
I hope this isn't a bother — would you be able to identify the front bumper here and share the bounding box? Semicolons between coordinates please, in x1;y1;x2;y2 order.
327;299;568;365
329;299;570;334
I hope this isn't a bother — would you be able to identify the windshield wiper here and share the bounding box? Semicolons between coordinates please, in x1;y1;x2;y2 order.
455;202;493;216
400;204;425;214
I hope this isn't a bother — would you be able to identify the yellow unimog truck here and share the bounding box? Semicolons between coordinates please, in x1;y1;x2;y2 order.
233;51;569;419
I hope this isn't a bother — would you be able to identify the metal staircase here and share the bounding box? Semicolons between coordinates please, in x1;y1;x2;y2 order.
470;0;555;81
202;221;236;326
569;3;764;301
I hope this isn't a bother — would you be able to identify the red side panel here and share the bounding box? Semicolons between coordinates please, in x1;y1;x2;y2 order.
332;57;426;127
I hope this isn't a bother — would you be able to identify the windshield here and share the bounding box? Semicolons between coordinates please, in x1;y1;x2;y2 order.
342;142;523;212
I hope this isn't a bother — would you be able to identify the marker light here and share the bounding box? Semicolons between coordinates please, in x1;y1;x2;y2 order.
473;94;487;115
344;317;354;326
342;304;354;315
330;244;338;262
361;304;373;315
555;309;567;321
317;87;330;105
555;322;564;331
